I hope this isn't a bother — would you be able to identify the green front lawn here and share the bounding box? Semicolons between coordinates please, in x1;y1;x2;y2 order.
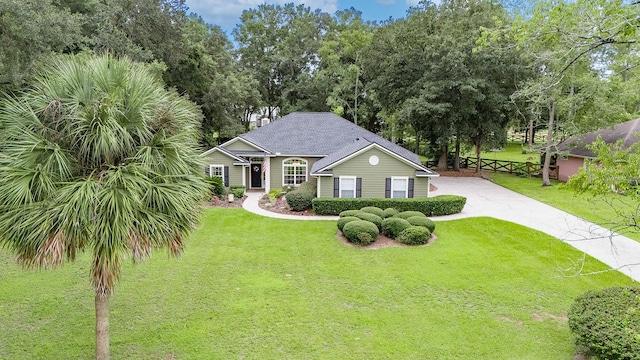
0;208;632;359
489;173;640;242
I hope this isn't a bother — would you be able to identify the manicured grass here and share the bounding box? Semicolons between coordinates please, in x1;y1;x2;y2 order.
0;208;632;359
465;142;539;163
489;173;640;242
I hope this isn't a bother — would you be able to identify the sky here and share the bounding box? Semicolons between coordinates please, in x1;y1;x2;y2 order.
183;0;423;34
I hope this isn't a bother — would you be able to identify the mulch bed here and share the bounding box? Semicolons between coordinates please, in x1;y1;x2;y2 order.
205;195;245;208
335;231;437;250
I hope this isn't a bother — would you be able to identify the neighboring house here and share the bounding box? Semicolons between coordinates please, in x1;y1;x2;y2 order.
556;118;640;182
202;112;439;198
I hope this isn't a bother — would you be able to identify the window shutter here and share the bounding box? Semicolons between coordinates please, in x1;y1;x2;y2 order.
385;178;391;198
408;178;414;198
356;178;362;198
205;166;209;176
223;166;229;187
333;178;339;198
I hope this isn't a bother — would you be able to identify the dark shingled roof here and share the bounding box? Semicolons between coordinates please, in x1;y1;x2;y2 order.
239;112;419;161
557;118;640;158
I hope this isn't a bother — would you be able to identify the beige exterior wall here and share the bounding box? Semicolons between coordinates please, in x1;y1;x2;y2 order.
557;156;585;182
203;151;244;187
317;147;429;198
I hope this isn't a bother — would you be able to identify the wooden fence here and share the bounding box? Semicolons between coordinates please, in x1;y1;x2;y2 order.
426;157;559;179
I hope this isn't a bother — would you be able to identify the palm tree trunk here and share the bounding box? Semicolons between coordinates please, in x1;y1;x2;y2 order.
96;293;110;360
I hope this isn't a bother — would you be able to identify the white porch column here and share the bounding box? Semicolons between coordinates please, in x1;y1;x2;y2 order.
264;157;271;193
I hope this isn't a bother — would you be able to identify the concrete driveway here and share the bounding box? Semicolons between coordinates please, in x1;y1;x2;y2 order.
430;177;640;282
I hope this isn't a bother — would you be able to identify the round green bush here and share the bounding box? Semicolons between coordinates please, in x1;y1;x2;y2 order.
381;217;412;239
406;216;436;233
339;209;361;218
360;206;384;217
382;207;399;218
342;220;379;246
394;211;427;219
568;286;640;360
396;226;431;245
337;216;360;232
354;212;383;232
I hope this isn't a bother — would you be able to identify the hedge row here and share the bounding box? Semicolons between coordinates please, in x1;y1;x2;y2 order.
313;195;466;216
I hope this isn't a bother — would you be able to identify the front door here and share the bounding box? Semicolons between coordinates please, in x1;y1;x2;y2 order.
250;163;262;188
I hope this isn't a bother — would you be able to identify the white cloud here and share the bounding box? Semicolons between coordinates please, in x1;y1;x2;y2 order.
376;0;397;4
405;0;420;5
185;0;339;29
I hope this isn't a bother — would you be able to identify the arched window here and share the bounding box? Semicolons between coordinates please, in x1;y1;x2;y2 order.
282;158;308;186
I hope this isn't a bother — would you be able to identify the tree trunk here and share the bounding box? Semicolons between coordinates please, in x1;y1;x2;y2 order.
528;118;534;146
542;101;555;186
437;144;448;171
96;293;110;360
475;140;482;173
453;139;460;171
415;130;420;155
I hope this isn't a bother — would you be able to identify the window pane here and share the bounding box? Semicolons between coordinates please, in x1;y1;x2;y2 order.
392;190;406;198
341;190;355;198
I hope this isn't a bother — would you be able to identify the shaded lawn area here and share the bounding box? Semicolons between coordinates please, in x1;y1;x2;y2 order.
0;208;633;359
490;172;640;242
465;142;539;163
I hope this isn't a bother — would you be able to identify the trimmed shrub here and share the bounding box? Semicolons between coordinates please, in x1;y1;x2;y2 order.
312;195;466;216
205;176;225;198
285;180;317;211
381;217;412;239
568;286;640;360
396;226;431;245
342;220;379;246
394;211;427;220
337;216;360;232
382;207;399;218
406;216;436;233
360;206;384;217
339;209;361;218
229;185;245;199
354;212;383;232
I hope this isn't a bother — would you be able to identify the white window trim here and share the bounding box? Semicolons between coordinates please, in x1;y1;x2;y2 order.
391;176;409;198
282;157;308;186
209;164;224;179
339;176;357;198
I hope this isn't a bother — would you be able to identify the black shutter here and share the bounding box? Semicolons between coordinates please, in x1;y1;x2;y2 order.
223;166;229;187
356;178;362;198
205;166;209;176
408;178;414;198
333;178;340;197
385;178;391;198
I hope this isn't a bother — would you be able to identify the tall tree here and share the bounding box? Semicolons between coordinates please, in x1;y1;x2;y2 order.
233;3;332;118
319;8;376;127
503;0;640;185
0;0;84;93
0;54;208;360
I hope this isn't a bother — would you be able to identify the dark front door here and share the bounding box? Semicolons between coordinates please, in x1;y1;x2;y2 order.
251;163;262;188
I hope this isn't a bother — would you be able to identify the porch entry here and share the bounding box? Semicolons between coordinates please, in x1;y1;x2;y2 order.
250;163;263;188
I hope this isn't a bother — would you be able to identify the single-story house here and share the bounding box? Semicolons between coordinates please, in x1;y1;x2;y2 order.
202;112;439;198
556;118;640;182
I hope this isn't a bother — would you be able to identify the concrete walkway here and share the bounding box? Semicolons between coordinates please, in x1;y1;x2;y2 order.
241;178;640;281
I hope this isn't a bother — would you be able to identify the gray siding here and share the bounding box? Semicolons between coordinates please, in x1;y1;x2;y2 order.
225;139;260;151
318;147;429;198
203;151;244;187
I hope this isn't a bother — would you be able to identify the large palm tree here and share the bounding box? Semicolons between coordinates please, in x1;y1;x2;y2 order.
0;54;208;360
